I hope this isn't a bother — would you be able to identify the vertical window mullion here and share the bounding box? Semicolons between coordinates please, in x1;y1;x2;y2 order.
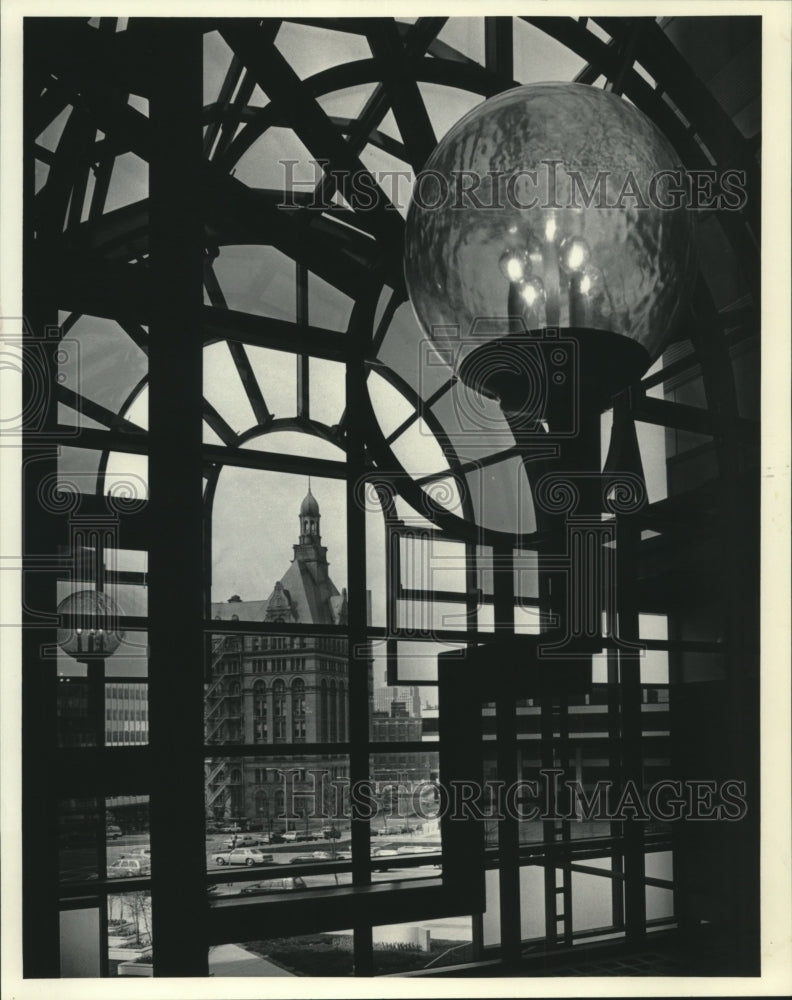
23;20;61;972
493;545;521;962
147;18;207;977
347;289;377;973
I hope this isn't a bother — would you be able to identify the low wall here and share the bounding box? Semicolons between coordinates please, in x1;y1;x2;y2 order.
372;926;431;952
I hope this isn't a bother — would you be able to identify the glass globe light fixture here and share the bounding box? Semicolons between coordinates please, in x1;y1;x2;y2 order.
404;83;696;419
57;589;125;659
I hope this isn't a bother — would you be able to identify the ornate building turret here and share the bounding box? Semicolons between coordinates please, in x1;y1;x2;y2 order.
291;486;333;595
299;485;321;543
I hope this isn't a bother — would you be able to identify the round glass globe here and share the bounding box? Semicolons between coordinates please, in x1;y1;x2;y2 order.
57;589;125;658
404;83;696;404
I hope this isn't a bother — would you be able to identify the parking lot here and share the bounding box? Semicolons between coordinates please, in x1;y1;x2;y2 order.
61;827;441;883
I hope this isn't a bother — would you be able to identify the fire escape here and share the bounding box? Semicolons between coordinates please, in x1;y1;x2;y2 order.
204;633;243;818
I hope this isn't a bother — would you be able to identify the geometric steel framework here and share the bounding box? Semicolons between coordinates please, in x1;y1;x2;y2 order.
22;14;760;979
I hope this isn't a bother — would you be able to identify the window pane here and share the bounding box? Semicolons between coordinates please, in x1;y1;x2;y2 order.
105;682;149;745
203;341;258;435
243;431;345;461
211;471;347;615
571;858;614;933
275;19;371;79
513;18;587;82
56;540;149;684
205;754;351;869
205;633;348;746
209;870;353;900
371;684;438;743
106;796;150;879
212;245;296;321
388;638;467;686
245;347;297;419
646;885;674;921
210;930;354;976
57;313;147;420
59;797;100;883
57;677;96;747
60;907;101;977
482;868;501;948
466;454;537;535
640;649;669;685
368;752;442;884
308;277;353;335
108;891;153;975
519;864;547;942
366;505;387;628
437;18;485;63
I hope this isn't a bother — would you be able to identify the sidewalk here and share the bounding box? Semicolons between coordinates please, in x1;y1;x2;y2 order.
209;943;294;976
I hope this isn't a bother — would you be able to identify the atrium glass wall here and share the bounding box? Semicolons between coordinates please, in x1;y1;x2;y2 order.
21;13;760;979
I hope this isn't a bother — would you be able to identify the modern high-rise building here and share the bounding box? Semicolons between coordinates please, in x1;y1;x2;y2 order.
371;684;433;786
372;686;422;719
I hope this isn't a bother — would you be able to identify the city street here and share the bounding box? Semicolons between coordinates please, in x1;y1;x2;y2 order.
60;829;442;884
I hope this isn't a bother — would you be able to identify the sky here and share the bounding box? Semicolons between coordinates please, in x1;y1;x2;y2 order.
211;467;348;605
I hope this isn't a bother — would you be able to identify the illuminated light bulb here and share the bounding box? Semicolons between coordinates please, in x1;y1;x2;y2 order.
499;248;531;283
579;266;603;296
404;82;697;402
560;236;591;273
518;276;546;308
56;590;124;659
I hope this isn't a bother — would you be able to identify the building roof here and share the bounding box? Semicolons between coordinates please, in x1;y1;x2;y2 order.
278;558;339;624
212;599;269;621
212;491;343;625
299;488;320;517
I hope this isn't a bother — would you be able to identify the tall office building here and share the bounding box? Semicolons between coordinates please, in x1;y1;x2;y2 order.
372;686;422;719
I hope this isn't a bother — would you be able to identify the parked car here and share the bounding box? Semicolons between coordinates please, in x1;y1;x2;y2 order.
123;846;152;861
289;851;331;864
108;858;149;878
267;833;286;844
222;833;264;849
239;877;307;896
372;848;399;871
105;825;123;840
281;831;298;842
212;848;273;867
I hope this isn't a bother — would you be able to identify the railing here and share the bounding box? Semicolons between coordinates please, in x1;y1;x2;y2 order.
422;942;476;969
205;783;230;809
204;693;228;720
205;717;227;743
205;760;227;786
